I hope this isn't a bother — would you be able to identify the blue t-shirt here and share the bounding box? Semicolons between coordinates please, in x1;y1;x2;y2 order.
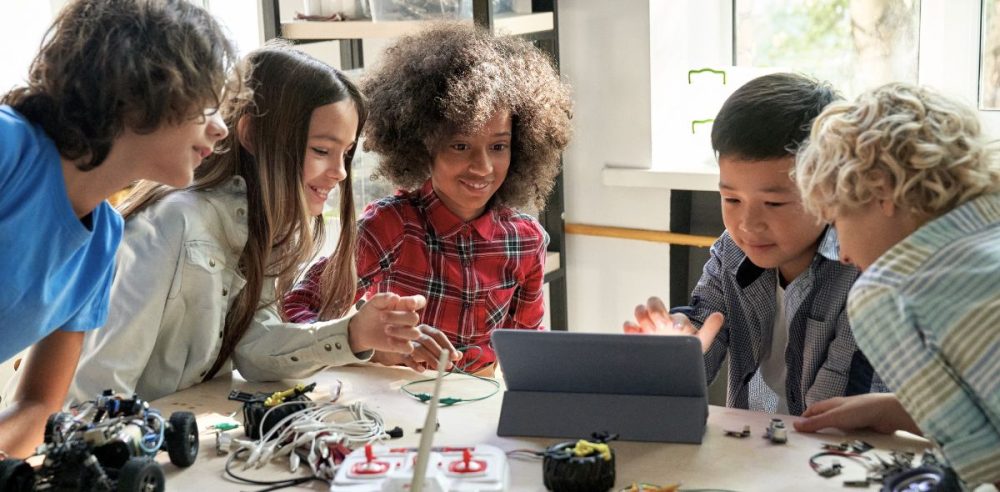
0;106;123;363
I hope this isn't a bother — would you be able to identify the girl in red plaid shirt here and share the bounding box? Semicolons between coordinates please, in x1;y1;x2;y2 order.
284;23;573;374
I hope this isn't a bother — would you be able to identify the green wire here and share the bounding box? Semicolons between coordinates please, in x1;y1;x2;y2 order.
399;345;501;406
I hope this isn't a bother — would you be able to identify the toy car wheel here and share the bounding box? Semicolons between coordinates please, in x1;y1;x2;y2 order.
117;457;164;492
44;411;74;444
165;412;199;467
0;458;36;492
881;464;961;492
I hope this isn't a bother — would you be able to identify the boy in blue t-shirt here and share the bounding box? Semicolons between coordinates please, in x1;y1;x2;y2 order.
625;73;886;415
0;0;240;457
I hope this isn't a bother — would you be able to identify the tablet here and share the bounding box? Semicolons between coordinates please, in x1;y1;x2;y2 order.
492;330;706;397
491;329;709;443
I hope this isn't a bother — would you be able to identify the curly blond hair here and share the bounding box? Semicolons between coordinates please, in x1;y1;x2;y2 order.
360;22;573;210
796;83;1000;222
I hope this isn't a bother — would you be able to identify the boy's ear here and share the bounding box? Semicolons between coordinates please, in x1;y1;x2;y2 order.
236;115;254;155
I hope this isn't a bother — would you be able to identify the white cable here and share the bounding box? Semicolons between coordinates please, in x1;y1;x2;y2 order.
238;399;388;476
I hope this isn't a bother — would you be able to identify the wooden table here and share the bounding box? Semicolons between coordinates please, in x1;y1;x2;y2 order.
150;365;931;491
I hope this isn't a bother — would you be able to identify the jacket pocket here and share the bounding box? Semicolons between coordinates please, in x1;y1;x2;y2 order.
181;241;227;312
185;241;226;273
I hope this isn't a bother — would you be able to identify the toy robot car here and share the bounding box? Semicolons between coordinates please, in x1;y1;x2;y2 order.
0;390;199;492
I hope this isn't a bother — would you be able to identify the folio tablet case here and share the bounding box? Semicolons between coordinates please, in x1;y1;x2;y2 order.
492;330;708;443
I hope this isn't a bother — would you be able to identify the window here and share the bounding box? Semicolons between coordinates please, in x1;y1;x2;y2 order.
347;146;396;217
982;0;1000;109
735;0;921;97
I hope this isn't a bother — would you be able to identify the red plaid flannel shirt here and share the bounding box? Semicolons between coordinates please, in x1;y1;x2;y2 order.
284;180;547;372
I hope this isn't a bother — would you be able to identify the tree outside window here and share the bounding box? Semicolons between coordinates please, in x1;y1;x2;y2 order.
735;0;920;97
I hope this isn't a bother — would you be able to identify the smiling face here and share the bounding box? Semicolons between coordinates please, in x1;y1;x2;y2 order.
719;155;827;283
301;100;359;216
117;107;229;188
430;110;513;222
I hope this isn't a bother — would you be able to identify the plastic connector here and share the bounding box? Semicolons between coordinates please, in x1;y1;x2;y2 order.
440;397;462;406
386;426;404;439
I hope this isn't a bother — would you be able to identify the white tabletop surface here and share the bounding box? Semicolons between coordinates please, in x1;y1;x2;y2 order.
150;364;935;491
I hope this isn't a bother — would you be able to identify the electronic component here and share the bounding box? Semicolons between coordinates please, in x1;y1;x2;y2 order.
816;461;843;478
331;444;509;491
228;382;316;439
849;440;874;454
764;418;787;444
723;425;751;438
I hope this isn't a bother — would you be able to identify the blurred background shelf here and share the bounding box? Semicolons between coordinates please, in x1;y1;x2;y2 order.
281;12;553;39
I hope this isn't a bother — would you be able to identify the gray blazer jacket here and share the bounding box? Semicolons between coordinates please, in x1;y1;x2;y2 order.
673;228;887;415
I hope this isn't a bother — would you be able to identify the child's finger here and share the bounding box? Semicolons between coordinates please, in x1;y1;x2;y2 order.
623;321;643;333
419;325;458;355
633;305;656;332
380;309;421;328
401;355;426;373
392;294;427;312
800;397;840;417
696;312;725;352
364;292;401;310
409;340;440;368
645;296;669;315
384;324;422;342
792;413;832;433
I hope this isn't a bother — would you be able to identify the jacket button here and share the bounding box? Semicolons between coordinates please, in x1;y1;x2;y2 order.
209;259;216;267
291;356;299;362
237;208;246;216
222;288;228;296
335;342;343;350
324;344;332;351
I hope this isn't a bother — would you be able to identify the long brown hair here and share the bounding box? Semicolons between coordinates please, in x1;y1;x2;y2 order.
118;43;367;380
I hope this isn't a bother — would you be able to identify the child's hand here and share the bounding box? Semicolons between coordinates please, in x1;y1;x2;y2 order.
793;393;921;435
348;293;427;354
370;325;461;373
407;325;461;371
622;296;724;354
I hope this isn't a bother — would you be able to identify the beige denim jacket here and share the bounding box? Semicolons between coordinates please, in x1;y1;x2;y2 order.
68;176;370;403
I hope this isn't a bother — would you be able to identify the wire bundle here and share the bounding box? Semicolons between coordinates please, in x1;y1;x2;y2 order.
223;399;389;490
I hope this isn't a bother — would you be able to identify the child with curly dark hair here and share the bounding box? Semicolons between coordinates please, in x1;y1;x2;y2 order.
284;22;573;374
0;0;240;457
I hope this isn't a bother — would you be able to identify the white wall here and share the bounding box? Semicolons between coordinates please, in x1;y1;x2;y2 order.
558;1;673;333
0;2;62;96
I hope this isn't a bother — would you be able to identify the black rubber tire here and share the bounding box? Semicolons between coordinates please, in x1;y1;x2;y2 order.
44;411;74;444
881;464;962;492
165;412;199;467
116;457;164;492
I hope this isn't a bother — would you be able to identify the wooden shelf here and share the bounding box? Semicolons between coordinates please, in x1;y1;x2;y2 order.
281;12;553;40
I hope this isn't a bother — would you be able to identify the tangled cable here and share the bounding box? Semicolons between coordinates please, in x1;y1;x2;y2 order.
223;399;389;488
